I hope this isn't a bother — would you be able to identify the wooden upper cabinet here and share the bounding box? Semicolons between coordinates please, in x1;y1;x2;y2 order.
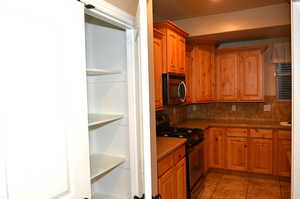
167;29;178;73
185;45;193;104
217;52;239;101
153;29;165;110
154;20;189;74
209;128;225;168
239;50;263;101
216;45;266;102
190;44;216;103
226;137;248;171
177;36;186;74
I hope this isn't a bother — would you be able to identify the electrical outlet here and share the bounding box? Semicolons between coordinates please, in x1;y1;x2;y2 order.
264;104;271;112
232;105;236;112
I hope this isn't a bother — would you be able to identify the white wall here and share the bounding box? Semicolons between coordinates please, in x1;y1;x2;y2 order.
105;0;138;16
173;4;290;37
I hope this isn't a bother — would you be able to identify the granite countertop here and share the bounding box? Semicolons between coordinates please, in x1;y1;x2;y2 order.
156;137;187;161
175;119;291;130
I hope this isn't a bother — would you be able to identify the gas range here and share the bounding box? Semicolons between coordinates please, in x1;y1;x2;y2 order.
156;113;205;199
157;126;204;149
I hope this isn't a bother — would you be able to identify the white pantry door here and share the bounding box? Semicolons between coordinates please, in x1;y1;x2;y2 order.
0;1;91;199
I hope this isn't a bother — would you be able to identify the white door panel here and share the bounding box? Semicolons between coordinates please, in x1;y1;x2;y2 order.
0;1;91;199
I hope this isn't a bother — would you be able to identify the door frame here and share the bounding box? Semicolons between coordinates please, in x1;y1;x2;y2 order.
81;0;156;198
291;1;300;199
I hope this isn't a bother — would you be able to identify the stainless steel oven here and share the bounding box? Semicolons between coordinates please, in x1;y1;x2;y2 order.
162;73;187;105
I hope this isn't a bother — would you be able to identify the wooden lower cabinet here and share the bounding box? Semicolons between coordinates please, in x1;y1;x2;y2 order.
226;137;248;171
209;128;225;168
158;167;176;199
277;130;291;177
158;145;187;199
249;138;273;174
175;159;187;199
207;127;290;177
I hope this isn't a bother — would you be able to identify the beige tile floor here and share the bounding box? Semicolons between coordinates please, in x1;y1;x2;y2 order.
197;172;291;199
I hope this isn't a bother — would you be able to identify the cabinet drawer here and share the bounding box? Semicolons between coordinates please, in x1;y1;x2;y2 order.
250;129;272;139
226;128;248;137
173;146;186;164
278;130;291;140
158;153;174;177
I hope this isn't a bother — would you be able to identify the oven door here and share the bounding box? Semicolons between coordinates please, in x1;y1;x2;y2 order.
188;142;204;190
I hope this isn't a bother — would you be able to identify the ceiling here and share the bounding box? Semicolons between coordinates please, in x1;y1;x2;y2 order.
153;0;288;20
188;25;291;44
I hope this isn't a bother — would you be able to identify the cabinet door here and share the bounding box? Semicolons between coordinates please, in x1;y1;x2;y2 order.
158;168;176;199
226;137;248;171
249;139;273;174
177;36;186;74
217;52;239;101
209;128;225;168
191;46;215;102
239;50;263;101
167;30;178;73
1;1;91;199
278;139;291;177
175;158;187;199
153;35;164;109
185;48;192;104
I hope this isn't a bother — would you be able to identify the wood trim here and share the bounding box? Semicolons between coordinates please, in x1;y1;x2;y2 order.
187;39;219;46
216;45;268;54
154;20;189;38
154;28;165;38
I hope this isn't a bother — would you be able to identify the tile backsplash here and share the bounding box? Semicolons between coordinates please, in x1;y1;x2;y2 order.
161;96;291;125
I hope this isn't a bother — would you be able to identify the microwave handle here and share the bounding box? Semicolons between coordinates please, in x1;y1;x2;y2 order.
178;81;187;102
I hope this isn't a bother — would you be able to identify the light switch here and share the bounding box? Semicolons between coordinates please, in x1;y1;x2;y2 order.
232;105;236;112
264;104;271;112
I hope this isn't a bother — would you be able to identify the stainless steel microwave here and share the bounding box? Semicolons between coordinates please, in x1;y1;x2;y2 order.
162;73;187;105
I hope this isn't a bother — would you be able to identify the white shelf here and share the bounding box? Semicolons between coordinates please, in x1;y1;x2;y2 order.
86;68;121;76
90;153;125;181
93;193;124;199
88;114;123;128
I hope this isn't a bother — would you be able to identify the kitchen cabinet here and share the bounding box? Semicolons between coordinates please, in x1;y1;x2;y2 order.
1;1;152;199
153;29;165;110
185;45;193;104
175;159;187;199
191;44;216;103
216;52;239;101
154;20;189;74
209;128;225;168
239;50;263;101
226;137;248;171
248;129;273;174
277;130;291;177
216;45;267;102
158;168;177;199
158;145;187;199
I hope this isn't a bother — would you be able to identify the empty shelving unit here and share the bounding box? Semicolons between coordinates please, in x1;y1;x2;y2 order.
85;14;133;199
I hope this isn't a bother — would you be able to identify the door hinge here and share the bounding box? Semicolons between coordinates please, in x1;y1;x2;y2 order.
134;194;144;199
77;0;95;9
133;194;161;199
